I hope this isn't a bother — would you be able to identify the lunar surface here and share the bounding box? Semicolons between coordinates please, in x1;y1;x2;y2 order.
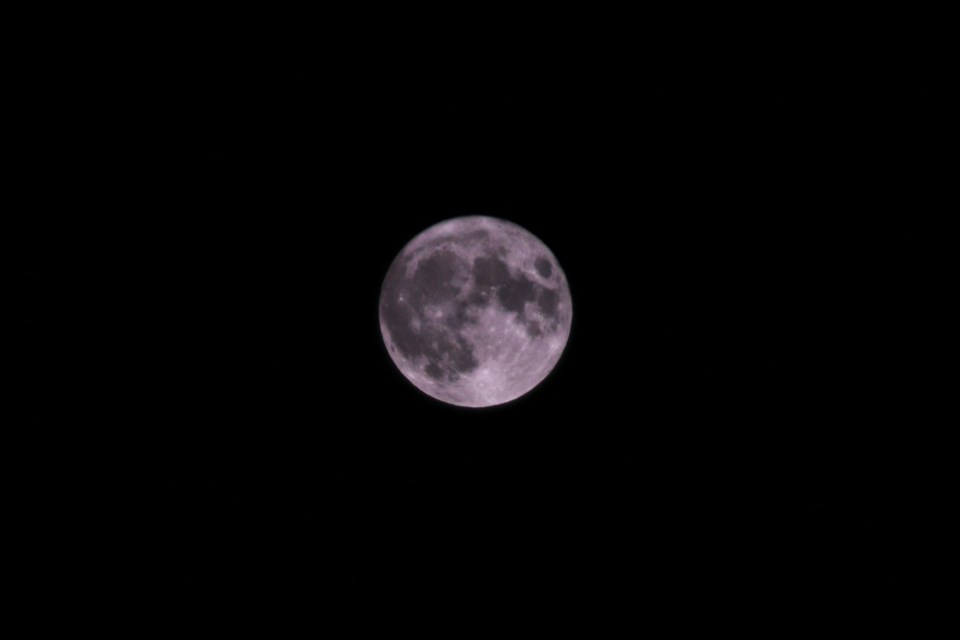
379;216;572;407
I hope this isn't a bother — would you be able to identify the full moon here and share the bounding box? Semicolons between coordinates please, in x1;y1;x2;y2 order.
379;216;572;408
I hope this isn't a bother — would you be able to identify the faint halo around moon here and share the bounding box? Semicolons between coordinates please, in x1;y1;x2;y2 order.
379;216;572;408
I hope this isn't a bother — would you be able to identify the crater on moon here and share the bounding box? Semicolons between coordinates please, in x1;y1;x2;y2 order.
535;256;553;278
379;216;572;407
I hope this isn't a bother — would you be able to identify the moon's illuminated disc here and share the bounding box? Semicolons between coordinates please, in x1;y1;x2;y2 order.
379;216;572;407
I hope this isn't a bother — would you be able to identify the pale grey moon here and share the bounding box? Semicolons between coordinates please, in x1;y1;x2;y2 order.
379;216;572;408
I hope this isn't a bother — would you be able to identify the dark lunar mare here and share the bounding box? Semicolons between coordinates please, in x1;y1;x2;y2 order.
383;242;564;385
412;249;462;303
534;256;553;278
538;287;559;318
470;251;557;339
472;255;511;287
381;249;481;382
497;274;537;313
472;254;540;314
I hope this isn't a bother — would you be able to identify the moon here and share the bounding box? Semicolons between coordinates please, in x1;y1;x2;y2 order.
379;216;572;408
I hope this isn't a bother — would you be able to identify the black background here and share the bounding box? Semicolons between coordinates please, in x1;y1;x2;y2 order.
20;8;899;621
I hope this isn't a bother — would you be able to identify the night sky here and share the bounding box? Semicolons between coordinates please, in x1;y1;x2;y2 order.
82;145;857;609
21;14;894;621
